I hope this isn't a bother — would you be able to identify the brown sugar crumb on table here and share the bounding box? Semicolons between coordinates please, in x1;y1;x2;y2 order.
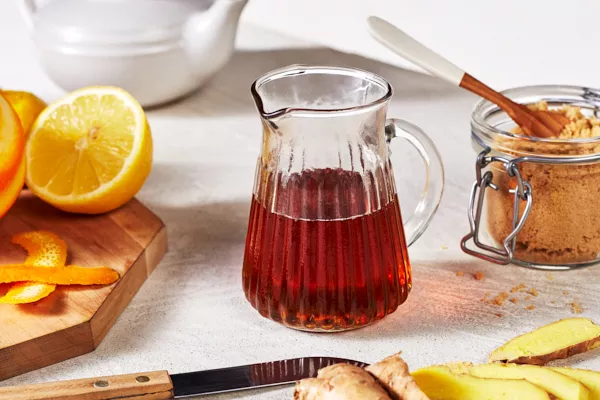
563;290;570;295
570;299;584;314
473;271;485;281
509;297;519;304
526;305;536;311
456;271;464;277
510;283;527;293
493;292;510;306
527;288;539;297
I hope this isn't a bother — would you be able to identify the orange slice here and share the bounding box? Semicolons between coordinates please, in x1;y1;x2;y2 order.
0;231;67;304
0;94;25;218
1;90;47;137
0;92;25;206
0;157;25;220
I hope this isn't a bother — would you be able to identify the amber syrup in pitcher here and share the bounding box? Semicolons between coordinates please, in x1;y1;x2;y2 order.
242;168;411;331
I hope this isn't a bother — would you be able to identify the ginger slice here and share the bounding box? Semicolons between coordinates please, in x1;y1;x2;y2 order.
0;265;119;285
366;353;429;400
489;318;600;365
466;363;590;400
552;368;600;400
0;231;67;304
411;365;551;400
295;364;391;400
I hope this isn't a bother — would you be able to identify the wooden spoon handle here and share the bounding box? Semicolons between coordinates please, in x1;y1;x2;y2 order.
0;370;174;400
367;16;465;85
459;74;522;115
460;74;554;137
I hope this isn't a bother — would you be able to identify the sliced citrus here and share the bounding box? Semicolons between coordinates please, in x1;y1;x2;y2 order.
1;90;47;137
0;231;68;304
0;157;25;220
0;92;25;193
25;86;153;214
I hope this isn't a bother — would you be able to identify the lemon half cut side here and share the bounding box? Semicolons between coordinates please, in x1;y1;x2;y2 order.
25;86;153;214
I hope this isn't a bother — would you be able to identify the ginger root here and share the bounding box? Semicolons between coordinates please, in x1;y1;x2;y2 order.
294;364;391;400
412;365;551;400
489;318;600;365
462;362;590;400
366;353;429;400
552;368;600;400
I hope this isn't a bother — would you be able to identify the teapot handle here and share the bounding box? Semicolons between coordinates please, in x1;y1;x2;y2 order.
386;118;445;247
18;0;36;30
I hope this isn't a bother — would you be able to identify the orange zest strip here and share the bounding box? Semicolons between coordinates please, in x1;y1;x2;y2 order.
12;231;68;267
0;282;56;304
0;231;68;304
0;265;119;285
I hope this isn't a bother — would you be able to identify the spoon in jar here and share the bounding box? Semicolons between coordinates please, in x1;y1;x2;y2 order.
367;16;569;138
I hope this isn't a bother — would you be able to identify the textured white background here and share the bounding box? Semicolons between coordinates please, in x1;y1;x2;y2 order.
2;1;600;399
241;0;600;90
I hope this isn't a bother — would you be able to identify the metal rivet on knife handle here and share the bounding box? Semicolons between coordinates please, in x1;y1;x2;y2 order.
136;376;150;383
93;380;109;388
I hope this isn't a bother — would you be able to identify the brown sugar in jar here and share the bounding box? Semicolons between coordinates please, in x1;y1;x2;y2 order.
464;85;600;269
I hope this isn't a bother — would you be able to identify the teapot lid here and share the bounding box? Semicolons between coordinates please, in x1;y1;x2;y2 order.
34;0;207;44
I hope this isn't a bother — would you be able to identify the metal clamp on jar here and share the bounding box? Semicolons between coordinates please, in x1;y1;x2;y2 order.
461;85;600;270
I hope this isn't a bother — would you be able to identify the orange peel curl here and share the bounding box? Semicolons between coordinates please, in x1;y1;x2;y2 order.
0;265;119;286
0;231;67;304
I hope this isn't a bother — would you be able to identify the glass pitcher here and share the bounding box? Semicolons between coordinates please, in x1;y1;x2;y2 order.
243;65;444;331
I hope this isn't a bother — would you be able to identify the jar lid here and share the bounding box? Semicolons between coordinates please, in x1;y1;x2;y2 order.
33;0;208;45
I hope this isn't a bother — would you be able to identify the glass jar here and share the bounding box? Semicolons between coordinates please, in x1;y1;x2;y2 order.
461;85;600;270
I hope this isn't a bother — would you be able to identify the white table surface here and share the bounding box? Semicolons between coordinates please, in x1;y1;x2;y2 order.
2;2;600;399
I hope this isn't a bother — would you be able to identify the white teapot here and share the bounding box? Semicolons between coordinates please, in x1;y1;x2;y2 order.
19;0;248;107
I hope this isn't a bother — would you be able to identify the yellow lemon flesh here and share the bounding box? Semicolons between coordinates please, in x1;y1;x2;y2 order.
1;90;47;137
26;86;152;214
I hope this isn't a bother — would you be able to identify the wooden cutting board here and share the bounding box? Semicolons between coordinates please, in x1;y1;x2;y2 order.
0;191;167;381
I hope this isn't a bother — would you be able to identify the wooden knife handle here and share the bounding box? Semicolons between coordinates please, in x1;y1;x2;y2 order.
0;370;174;400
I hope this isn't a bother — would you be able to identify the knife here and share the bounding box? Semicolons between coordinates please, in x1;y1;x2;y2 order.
0;357;366;399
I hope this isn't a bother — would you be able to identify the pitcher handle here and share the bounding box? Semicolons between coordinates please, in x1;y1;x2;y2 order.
386;118;444;246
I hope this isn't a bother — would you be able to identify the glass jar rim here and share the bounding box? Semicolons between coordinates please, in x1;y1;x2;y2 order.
471;85;600;154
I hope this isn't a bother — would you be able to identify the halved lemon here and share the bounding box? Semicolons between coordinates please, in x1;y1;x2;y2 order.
26;86;153;214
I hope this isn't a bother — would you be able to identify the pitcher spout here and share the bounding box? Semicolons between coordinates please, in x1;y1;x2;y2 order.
183;0;248;81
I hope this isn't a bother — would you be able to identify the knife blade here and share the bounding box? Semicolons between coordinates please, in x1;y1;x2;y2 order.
0;357;366;400
171;356;367;397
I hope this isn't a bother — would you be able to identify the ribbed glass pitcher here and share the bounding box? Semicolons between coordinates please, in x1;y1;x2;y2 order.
243;65;444;331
